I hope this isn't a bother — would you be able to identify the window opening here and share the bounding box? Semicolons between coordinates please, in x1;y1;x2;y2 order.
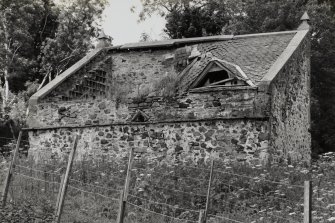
131;110;149;122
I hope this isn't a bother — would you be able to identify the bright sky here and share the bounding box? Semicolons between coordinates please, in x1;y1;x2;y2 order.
101;0;166;45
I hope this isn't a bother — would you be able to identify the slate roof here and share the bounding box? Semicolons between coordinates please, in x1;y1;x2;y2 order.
178;32;296;91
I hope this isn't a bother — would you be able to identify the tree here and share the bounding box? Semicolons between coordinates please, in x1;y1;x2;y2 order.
38;0;107;88
0;0;46;108
307;1;335;154
0;0;108;136
138;0;236;38
225;0;307;34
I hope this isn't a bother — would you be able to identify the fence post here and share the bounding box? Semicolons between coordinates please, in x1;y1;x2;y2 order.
304;181;312;223
116;189;125;223
203;159;214;223
54;135;79;223
55;174;65;216
117;147;134;223
198;210;205;223
1;131;22;207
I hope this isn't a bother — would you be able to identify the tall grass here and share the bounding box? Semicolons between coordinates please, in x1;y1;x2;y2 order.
0;151;335;222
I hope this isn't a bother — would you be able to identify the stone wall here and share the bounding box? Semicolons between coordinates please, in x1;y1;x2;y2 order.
269;37;311;163
27;47;271;164
26;33;311;165
28;88;268;128
42;49;184;103
28;119;269;164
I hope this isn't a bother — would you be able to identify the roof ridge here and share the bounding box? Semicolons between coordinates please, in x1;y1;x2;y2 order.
105;30;298;51
234;30;298;39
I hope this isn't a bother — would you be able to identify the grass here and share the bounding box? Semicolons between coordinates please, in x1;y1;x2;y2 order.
0;151;334;222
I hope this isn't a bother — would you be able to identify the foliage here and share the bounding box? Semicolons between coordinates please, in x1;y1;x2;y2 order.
132;85;151;104
0;0;108;139
139;0;234;38
39;0;108;82
307;1;335;154
224;0;307;34
0;91;28;127
0;0;108;99
164;0;230;38
1;148;335;222
0;0;44;110
153;72;179;99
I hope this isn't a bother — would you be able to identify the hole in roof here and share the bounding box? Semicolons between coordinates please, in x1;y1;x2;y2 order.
195;70;230;88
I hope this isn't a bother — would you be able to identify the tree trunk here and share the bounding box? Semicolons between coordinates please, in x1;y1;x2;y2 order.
4;70;9;104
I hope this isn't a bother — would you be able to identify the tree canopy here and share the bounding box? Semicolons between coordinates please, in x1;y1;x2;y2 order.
0;0;108;99
0;0;108;134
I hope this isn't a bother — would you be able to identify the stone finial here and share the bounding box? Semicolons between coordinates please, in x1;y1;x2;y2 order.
298;11;310;30
96;30;113;48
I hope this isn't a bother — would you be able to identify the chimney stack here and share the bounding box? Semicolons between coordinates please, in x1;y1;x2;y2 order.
298;11;310;30
96;30;113;48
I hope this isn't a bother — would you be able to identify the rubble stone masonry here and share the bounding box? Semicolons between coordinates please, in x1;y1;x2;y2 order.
27;31;311;164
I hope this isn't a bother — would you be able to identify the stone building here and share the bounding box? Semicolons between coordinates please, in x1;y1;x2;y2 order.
27;15;311;164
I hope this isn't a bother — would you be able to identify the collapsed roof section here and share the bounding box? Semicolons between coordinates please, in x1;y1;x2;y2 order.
178;53;256;92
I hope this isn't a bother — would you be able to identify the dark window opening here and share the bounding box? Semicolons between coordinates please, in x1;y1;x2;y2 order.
196;70;229;87
133;114;146;122
131;111;149;122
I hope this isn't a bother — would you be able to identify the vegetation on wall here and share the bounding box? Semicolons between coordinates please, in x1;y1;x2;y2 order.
153;72;179;99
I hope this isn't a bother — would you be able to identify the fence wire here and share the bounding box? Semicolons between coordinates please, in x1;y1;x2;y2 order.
2;140;330;223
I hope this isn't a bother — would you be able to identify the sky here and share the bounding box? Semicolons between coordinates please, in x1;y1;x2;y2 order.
101;0;166;45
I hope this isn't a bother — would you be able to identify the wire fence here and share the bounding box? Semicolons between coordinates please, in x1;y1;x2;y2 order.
1;135;335;223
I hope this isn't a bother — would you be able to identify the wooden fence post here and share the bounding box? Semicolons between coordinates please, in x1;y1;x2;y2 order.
117;147;134;223
1;131;22;207
198;210;205;223
116;190;125;223
203;159;214;223
304;181;312;223
54;135;79;223
55;174;65;216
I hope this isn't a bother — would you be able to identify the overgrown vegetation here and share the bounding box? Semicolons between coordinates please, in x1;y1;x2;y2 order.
152;72;179;99
1;151;335;222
